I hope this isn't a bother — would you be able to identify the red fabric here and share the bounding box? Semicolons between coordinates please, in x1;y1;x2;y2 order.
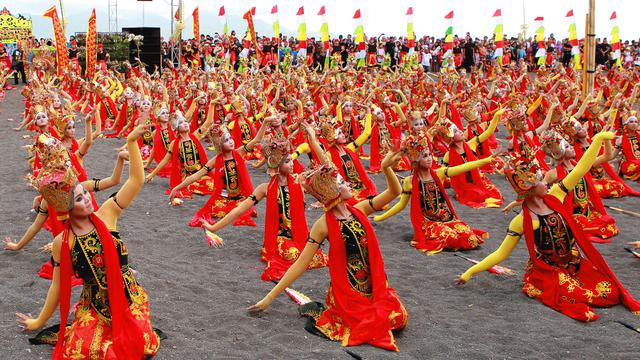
410;170;460;243
328;146;377;199
573;143;639;196
556;163;618;241
54;214;145;359
261;175;307;281
447;142;502;208
188;150;254;227
369;123;383;172
168;134;209;194
513;133;550;171
521;196;640;320
322;204;405;350
151;125;175;178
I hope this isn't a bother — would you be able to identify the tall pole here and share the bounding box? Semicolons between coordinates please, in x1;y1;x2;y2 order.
583;0;596;99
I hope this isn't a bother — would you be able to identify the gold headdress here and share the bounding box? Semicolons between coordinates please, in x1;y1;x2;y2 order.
53;114;75;139
30;135;78;220
210;123;231;152
319;121;339;145
299;164;342;211
154;101;169;117
262;138;292;175
503;155;543;200
402;131;430;164
230;96;244;114
540;129;567;161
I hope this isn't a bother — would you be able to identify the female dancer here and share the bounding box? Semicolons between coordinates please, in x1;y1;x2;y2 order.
16;124;161;358
202;122;328;281
457;131;640;322
248;144;408;351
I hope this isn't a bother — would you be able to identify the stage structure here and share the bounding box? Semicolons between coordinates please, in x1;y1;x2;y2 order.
0;7;33;44
122;26;161;72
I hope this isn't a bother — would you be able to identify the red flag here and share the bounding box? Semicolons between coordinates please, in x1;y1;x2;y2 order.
444;11;454;19
318;6;326;16
271;5;278;14
493;9;502;17
218;6;225;16
353;9;361;19
174;3;181;21
251;7;256;15
406;7;413;16
566;10;574;17
296;7;304;16
610;11;617;20
535;16;544;21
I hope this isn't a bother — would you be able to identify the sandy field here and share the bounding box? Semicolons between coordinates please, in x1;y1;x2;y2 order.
1;86;639;359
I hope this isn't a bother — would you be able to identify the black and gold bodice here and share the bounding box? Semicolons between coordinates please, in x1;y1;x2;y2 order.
239;120;253;144
70;229;142;320
628;134;640;159
339;217;372;298
419;179;454;222
377;123;392;153
277;185;292;237
533;212;581;273
142;117;155;146
341;153;364;191
160;127;172;150
516;135;536;160
179;139;202;176
223;159;240;198
571;177;591;217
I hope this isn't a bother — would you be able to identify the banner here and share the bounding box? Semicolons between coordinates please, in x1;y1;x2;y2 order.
566;10;582;69
534;16;546;65
218;6;228;35
0;8;33;44
192;6;200;41
85;9;97;78
611;12;621;68
242;10;262;63
443;11;454;62
42;6;69;76
493;9;503;64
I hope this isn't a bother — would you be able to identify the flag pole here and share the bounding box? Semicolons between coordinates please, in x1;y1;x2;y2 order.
583;0;596;100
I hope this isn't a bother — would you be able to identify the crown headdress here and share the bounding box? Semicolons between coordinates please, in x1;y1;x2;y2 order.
298;164;342;211
503;154;543;200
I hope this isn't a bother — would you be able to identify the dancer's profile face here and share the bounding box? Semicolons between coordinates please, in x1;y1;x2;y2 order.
177;121;189;133
411;119;426;133
52;97;61;108
337;175;352;200
532;181;548;198
336;128;347;144
279;155;293;175
627;117;639;131
452;127;465;142
563;141;575;160
65;122;76;138
70;183;93;217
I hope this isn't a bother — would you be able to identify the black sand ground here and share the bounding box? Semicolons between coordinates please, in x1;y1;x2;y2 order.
1;86;639;359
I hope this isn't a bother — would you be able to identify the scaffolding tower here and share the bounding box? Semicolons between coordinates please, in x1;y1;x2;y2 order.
108;0;118;33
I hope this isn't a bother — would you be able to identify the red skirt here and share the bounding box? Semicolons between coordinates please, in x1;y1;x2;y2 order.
452;174;503;209
412;219;487;255
573;209;619;242
59;285;160;359
188;195;256;227
620;159;640;182
259;235;328;281
165;175;215;199
592;178;631;198
314;285;408;351
522;257;621;322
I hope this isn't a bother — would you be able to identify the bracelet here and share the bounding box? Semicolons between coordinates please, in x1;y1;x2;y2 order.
558;181;569;194
367;196;380;212
36;206;48;215
306;236;323;246
444;166;450;177
506;230;522;238
203;164;211;172
93;178;101;192
248;194;260;204
243;144;251;153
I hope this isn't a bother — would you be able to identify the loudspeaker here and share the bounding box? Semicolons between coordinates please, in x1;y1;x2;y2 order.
122;27;161;72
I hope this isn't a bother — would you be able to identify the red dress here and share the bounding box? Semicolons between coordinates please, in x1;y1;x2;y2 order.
410;171;487;254
620;130;640;182
446;143;503;208
520;196;640;321
310;205;408;351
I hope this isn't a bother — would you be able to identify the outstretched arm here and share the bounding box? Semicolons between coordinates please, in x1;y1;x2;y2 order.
203;183;267;232
248;217;328;313
437;156;493;180
550;131;614;202
346;113;372;152
457;216;523;283
469;109;504;150
357;151;403;216
168;156;213;200
97;124;147;226
373;176;412;222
